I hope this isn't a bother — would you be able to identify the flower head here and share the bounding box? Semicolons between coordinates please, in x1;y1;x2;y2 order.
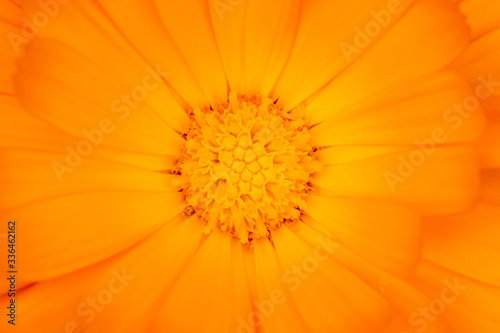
0;0;499;332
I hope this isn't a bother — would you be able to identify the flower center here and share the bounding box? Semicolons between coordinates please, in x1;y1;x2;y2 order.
174;93;322;244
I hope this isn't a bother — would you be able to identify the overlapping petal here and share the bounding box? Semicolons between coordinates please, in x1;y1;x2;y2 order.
0;0;498;332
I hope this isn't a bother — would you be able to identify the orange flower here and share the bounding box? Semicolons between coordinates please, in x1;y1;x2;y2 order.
0;0;499;332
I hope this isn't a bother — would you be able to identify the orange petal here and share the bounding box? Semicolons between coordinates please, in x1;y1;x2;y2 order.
452;28;500;167
413;261;500;333
211;0;300;97
0;148;177;209
453;29;500;117
313;145;480;215
0;215;205;333
96;0;214;108
305;195;420;276
422;201;500;286
18;0;191;132
15;39;185;155
151;229;255;333
0;95;71;150
310;71;485;144
272;0;414;108
480;114;500;167
304;0;470;116
0;0;22;94
271;225;392;332
244;0;300;96
422;169;500;286
250;237;312;333
459;0;500;39
479;168;500;205
153;0;228;107
0;188;184;283
297;220;450;333
208;0;247;94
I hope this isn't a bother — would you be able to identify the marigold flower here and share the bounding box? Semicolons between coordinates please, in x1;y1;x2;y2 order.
0;0;499;332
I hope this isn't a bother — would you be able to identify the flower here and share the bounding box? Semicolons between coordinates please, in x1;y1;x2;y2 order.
0;0;499;332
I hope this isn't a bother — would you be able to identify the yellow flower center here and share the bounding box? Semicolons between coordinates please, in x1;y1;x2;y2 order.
174;93;322;244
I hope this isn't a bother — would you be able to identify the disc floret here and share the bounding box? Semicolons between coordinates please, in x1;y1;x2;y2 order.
174;93;321;244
